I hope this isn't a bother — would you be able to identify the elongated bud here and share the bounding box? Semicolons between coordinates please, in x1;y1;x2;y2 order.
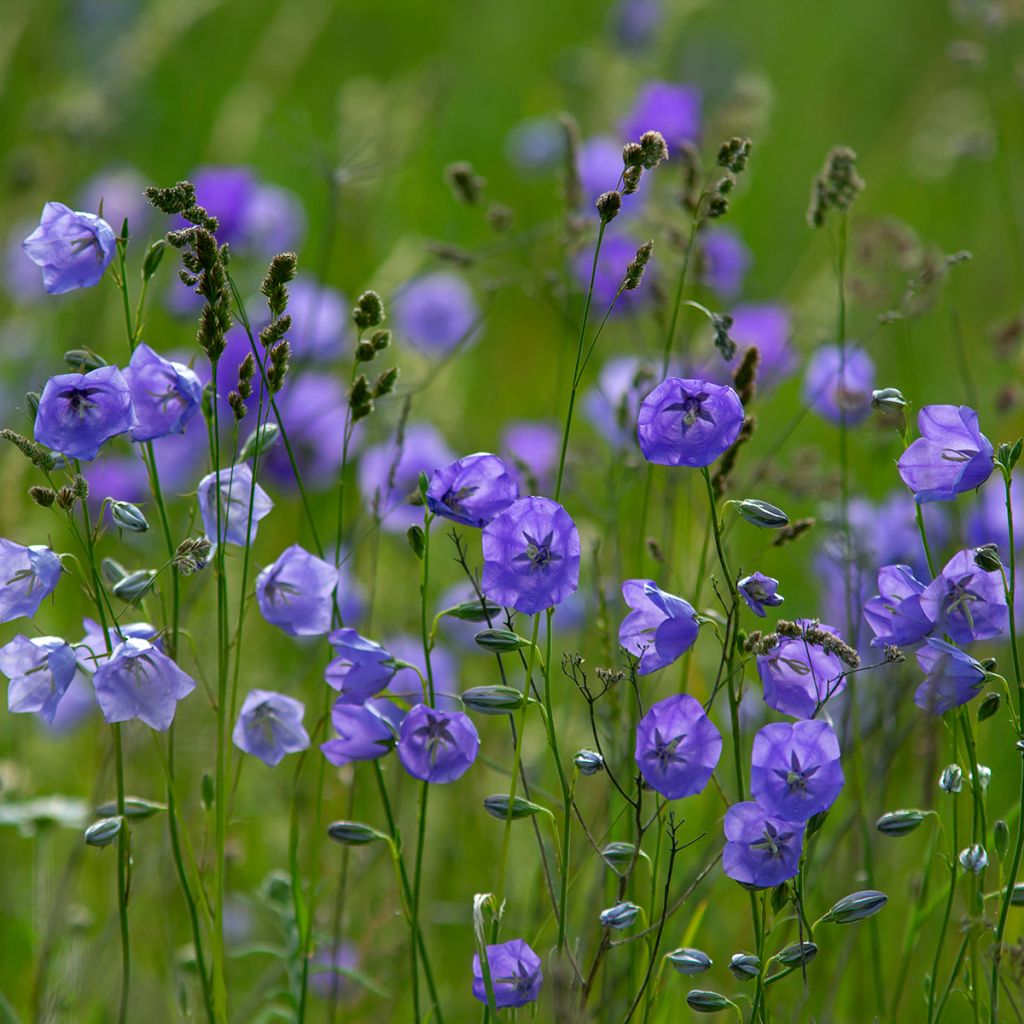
327;821;387;846
461;685;525;715
978;691;1001;721
482;794;545;821
64;348;107;372
871;387;907;413
973;544;1002;573
729;953;760;981
601;841;639;870
994;819;1009;859
959;843;988;873
112;569;156;603
996;439;1023;475
939;764;964;793
686;991;733;1013
574;749;604;776
599;901;641;929
95;797;166;820
110;501;149;534
775;942;818;966
142;238;166;280
822;890;888;924
474;628;531;653
101;558;129;585
667;948;712;976
734;498;790;529
239;422;280;462
444;599;502;623
877;809;927;836
85;816;123;847
406;525;425;560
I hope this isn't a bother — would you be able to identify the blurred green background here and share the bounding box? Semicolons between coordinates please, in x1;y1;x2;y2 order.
2;0;1024;1021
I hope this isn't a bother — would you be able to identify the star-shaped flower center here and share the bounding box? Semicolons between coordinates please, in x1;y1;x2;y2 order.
665;391;713;433
412;711;456;764
749;820;796;859
513;530;562;573
441;484;477;516
643;727;688;774
494;958;536;995
944;572;982;630
59;386;106;421
771;749;820;794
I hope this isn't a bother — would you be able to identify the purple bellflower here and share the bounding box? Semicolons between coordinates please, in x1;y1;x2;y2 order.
637;377;744;467
619;579;699;674
426;453;519;527
22;202;116;294
471;938;543;1009
757;620;847;719
738;572;785;618
256;544;339;637
0;635;79;723
321;701;397;766
325;629;397;704
197;463;273;546
285;276;349;361
233;689;310;766
898;405;994;504
914;638;987;715
123;342;202;442
35;366;136;461
394;272;479;355
501;420;560;493
700;228;750;298
74;618;159;672
920;548;1007;644
634;693;722;799
802;344;875;425
863;564;933;648
397;704;479;783
621;81;700;148
0;541;62;623
724;802;806;888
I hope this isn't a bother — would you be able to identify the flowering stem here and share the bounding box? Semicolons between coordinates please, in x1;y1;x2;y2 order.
927;792;959;1022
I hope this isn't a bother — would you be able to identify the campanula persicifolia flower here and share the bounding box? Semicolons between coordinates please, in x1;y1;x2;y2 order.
123;342;202;442
621;81;700;148
634;693;722;799
700;228;750;298
22;202;116;294
619;579;699;674
426;453;519;527
232;689;310;766
802;344;875;425
863;564;933;648
481;497;580;614
898;405;994;503
501;420;560;493
34;366;136;461
756;619;847;718
723;802;806;888
197;463;273;546
637;377;744;467
284;276;349;361
397;704;479;783
0;541;62;623
92;637;195;731
73;618;159;672
321;701;396;765
738;572;785;618
393;272;479;355
0;635;78;723
585;356;662;448
749;720;844;822
914;638;987;715
325;629;397;704
256;544;338;637
471;938;543;1009
920;548;1007;644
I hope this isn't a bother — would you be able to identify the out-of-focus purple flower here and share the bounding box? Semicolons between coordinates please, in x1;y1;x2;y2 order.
22;202;116;294
73;618;159;673
898;405;994;504
185;167;255;246
585;356;663;447
321;701;396;765
749;720;844;822
621;81;700;148
243;183;306;256
802;344;875;425
5;219;47;302
611;0;662;47
233;689;309;766
968;476;1024;554
256;544;339;636
0;635;78;723
738;572;785;618
914;638;987;715
123;342;202;442
729;304;796;389
78;167;150;237
757;620;847;718
197;463;273;546
700;229;750;298
723;802;805;888
46;672;96;732
634;693;722;798
637;377;744;467
35;366;136;461
501;420;560;492
0;541;62;623
471;938;543;1009
505;117;566;172
482;497;580;614
397;703;479;783
863;565;932;648
920;548;1007;644
92;637;195;731
377;636;461;718
326;629;397;704
426;453;519;527
619;580;699;674
394;272;479;355
285;277;349;361
310;942;360;1002
357;424;454;533
578;137;633;209
573;232;651;310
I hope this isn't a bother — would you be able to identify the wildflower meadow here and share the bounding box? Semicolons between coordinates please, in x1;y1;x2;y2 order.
4;1;1024;1021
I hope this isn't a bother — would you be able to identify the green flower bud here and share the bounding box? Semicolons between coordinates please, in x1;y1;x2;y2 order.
775;942;818;966
729;953;760;981
461;685;525;715
473;629;532;653
482;795;544;821
112;569;157;603
239;422;280;462
85;816;123;847
667;948;712;976
326;821;387;846
686;991;733;1013
110;501;149;534
94;797;166;821
444;600;503;623
734;498;789;529
876;809;927;837
822;890;888;924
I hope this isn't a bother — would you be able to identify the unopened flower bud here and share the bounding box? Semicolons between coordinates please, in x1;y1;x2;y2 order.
84;816;123;848
482;795;544;821
734;498;790;529
939;764;964;793
599;901;640;929
112;569;156;603
444;600;502;623
64;348;107;372
973;544;1003;573
959;843;988;873
327;821;387;846
667;948;712;976
95;797;166;820
978;692;1001;721
775;942;818;966
994;819;1009;859
822;890;888;924
110;501;149;534
729;953;760;981
871;387;907;413
461;685;524;715
142;238;166;281
686;991;733;1013
101;558;129;585
972;764;992;790
877;809;927;836
239;423;280;462
574;749;604;776
601;841;638;870
474;628;531;653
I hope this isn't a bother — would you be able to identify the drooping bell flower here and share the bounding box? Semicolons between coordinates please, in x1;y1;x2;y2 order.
863;564;933;648
123;342;202;442
738;572;785;618
256;544;339;637
919;548;1007;644
325;629;397;704
898;405;994;504
22;202;116;294
321;701;396;766
637;377;744;467
197;463;273;546
232;689;310;766
0;541;62;623
618;579;699;674
426;453;519;527
0;635;79;723
914;638;987;715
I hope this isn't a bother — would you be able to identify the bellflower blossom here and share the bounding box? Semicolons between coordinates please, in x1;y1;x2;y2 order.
749;720;844;822
505;116;566;173
757;620;847;718
802;344;875;425
426;453;519;527
738;572;785;618
394;272;479;355
0;541;62;623
22;202;116;294
897;405;994;503
726;304;796;389
634;693;722;799
232;689;310;766
481;497;580;614
284;277;349;361
863;564;933;648
256;544;339;636
35;366;136;461
123;342;202;441
724;802;806;888
184;166;254;246
471;939;543;1009
621;81;700;148
619;579;699;674
914;638;987;715
321;701;396;765
501;420;560;492
325;629;397;704
0;635;79;723
637;377;744;467
197;463;273;546
700;228;750;298
397;704;479;783
919;548;1007;644
73;618;159;672
585;357;657;448
92;637;195;731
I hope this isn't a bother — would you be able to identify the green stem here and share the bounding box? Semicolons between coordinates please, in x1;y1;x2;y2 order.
928;794;959;1023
